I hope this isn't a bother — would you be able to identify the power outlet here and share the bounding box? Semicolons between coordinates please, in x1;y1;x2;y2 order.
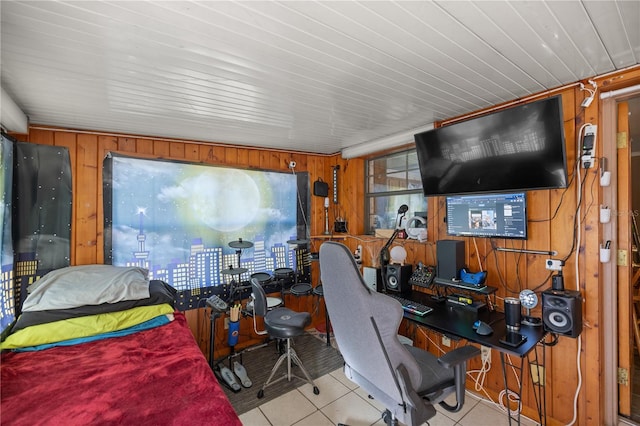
530;364;545;386
581;124;597;169
224;317;230;330
545;258;564;271
354;245;362;264
442;335;451;347
481;345;491;363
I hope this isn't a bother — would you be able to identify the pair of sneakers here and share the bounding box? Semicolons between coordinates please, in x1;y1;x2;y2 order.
218;361;252;393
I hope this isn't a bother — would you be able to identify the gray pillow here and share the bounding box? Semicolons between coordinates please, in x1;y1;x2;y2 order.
22;265;150;312
12;280;176;332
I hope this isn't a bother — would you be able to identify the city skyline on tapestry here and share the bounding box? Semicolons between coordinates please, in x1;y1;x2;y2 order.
104;154;309;292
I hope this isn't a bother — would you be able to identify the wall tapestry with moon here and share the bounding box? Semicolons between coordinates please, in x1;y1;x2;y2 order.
103;153;310;309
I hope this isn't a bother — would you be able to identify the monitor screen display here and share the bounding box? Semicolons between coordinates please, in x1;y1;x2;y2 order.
414;95;567;196
445;192;527;239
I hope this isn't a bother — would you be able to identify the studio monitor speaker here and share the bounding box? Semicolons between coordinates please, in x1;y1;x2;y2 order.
542;289;582;338
385;264;413;294
437;240;465;281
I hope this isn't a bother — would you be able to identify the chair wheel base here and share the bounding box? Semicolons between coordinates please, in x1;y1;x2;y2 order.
257;389;264;399
382;409;398;426
313;386;320;395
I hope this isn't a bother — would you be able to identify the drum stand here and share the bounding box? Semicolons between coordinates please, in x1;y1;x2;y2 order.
287;239;312;297
210;238;255;392
210;308;251;393
222;238;254;302
210;290;257;393
208;308;241;392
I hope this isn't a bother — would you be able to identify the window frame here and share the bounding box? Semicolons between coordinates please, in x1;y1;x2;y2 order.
364;149;427;235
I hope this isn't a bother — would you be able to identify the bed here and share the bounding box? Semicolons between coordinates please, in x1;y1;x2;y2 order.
1;265;241;426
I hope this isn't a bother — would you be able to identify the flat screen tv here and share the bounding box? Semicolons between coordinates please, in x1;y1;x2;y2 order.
414;95;567;196
446;192;527;239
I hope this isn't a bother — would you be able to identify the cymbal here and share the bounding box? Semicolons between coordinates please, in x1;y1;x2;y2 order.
221;267;248;275
228;239;253;249
287;239;309;245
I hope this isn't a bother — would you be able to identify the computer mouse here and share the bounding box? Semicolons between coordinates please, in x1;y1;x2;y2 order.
473;320;493;336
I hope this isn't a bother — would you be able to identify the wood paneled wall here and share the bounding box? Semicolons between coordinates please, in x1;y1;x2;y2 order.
13;131;345;262
11;130;344;356
12;66;640;425
337;86;588;425
337;68;640;426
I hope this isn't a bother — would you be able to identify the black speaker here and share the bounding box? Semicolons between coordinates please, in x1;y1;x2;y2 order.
385;264;413;294
542;289;582;338
313;179;329;197
437;240;465;281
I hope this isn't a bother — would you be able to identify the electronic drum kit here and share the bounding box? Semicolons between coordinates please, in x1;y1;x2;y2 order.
221;238;252;299
221;236;313;295
223;238;252;274
213;237;314;393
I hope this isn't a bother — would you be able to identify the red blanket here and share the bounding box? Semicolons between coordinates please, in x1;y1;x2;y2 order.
1;313;241;426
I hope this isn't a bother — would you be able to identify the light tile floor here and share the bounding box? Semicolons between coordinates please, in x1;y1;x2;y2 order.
238;367;540;426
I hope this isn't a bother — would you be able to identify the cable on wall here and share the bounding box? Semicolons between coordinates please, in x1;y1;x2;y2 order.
289;165;311;242
565;123;592;426
579;80;598;108
472;237;483;272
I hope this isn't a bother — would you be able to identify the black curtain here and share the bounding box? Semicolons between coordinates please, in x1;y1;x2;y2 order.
12;142;72;314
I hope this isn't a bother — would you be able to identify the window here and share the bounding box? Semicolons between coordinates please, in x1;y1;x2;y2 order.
365;150;427;234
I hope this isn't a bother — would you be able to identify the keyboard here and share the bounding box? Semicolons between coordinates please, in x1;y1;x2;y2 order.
387;294;433;316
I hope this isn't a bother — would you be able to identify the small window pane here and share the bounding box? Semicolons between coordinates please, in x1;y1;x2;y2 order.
407;152;419;170
385;171;408;191
408;170;422;189
385;153;407;170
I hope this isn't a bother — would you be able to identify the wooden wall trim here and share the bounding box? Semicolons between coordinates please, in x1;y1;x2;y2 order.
27;125;338;157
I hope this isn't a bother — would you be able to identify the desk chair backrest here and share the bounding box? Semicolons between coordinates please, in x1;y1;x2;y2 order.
319;242;423;410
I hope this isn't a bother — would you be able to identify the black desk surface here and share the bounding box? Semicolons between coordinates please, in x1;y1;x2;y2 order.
401;291;545;358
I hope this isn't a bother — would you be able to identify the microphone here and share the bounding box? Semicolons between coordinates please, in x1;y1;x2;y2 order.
395;204;409;230
379;204;410;292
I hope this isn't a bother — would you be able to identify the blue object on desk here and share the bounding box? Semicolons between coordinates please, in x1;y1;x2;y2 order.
460;269;487;286
473;320;493;336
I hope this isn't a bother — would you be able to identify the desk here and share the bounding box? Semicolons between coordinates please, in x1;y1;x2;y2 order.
400;290;547;425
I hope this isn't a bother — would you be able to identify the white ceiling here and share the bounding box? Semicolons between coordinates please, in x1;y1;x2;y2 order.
1;1;639;155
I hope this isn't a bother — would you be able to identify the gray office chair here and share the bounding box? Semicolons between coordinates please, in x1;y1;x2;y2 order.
319;242;479;426
250;278;320;399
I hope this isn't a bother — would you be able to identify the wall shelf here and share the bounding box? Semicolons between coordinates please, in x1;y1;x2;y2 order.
310;235;347;240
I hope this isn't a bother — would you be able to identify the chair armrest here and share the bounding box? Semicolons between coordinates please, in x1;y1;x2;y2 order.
436;345;480;413
437;345;480;369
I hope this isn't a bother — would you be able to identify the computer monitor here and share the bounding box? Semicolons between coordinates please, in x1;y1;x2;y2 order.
445;192;527;239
